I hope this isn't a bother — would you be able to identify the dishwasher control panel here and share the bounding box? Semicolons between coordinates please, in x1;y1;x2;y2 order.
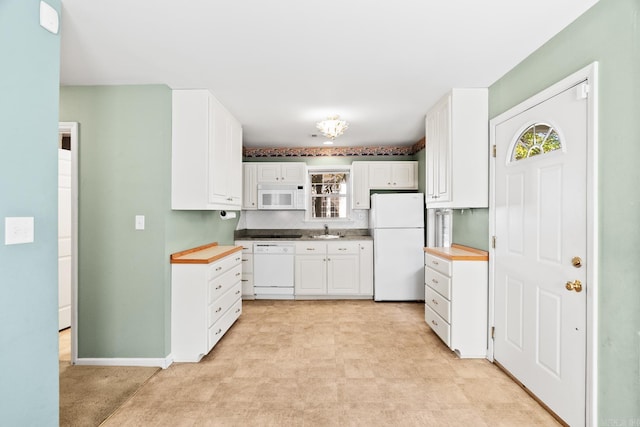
253;243;294;254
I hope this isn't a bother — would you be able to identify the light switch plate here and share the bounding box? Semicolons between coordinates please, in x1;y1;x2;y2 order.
5;217;35;245
135;215;145;230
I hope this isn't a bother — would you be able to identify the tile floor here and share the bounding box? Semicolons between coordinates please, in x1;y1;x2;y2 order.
92;300;559;426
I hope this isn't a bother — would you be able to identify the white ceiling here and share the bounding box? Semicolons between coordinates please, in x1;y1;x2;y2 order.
59;0;598;148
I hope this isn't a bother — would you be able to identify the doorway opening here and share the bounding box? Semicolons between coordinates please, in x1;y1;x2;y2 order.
58;122;78;364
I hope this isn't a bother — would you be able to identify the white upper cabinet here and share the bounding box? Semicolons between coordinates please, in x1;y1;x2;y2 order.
425;88;488;208
242;163;258;210
172;89;242;210
351;161;418;210
256;163;306;185
368;161;418;189
351;161;370;209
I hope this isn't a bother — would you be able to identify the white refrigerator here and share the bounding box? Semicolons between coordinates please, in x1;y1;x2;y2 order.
370;193;425;301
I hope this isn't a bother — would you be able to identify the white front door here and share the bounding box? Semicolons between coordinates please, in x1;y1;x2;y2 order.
493;83;588;426
58;147;72;330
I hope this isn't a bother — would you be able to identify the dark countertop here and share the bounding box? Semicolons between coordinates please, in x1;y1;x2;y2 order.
234;228;372;241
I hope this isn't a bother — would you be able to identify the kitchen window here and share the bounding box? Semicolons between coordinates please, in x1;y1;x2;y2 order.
308;170;349;219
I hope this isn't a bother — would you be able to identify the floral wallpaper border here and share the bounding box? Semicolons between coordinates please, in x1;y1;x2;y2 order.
243;138;425;158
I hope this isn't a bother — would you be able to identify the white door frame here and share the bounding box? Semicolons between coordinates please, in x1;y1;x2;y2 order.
59;122;79;365
488;63;598;426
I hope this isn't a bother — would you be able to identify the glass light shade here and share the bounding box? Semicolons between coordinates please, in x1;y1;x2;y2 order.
316;115;348;140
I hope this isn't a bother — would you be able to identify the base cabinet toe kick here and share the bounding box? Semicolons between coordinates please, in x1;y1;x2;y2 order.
423;245;488;358
171;243;243;363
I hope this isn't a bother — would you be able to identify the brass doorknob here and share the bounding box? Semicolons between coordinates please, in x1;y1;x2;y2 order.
565;280;583;292
572;257;583;268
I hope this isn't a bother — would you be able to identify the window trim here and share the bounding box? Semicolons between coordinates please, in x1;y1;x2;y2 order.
305;165;352;222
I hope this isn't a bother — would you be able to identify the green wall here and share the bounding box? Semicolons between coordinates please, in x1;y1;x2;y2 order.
0;0;61;423
60;86;238;359
452;209;489;250
489;0;640;420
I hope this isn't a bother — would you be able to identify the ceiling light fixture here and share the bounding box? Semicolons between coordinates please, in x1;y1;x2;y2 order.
316;115;348;140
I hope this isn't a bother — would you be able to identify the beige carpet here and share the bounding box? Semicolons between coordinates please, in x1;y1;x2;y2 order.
59;332;159;427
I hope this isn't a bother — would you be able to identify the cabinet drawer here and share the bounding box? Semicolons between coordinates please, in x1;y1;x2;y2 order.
295;241;326;254
424;253;452;277
327;242;359;254
208;281;242;327
241;253;253;273
208;298;242;349
425;305;450;347
426;286;451;323
425;267;451;299
208;264;242;303
208;252;242;280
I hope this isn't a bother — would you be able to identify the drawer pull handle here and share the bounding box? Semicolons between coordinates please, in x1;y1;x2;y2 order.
306;248;315;251
236;272;241;277
216;307;222;313
215;328;222;335
235;257;241;261
431;320;438;326
338;248;347;251
241;279;248;282
432;279;439;284
242;258;249;261
431;260;439;266
235;290;240;295
215;266;222;271
432;299;438;305
235;308;241;313
215;285;222;290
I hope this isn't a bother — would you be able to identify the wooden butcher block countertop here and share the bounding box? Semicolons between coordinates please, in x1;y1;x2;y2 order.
170;242;242;264
423;244;488;261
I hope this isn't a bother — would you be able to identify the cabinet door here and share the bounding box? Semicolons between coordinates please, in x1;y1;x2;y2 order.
327;254;359;294
351;162;370;209
242;163;258;209
391;162;418;189
295;255;327;295
368;163;392;189
257;164;281;183
228;118;243;205
425;95;452;205
425;111;438;201
435;96;451;202
208;98;229;205
358;241;373;295
280;163;306;184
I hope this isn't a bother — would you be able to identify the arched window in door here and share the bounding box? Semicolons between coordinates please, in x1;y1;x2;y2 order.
511;123;562;161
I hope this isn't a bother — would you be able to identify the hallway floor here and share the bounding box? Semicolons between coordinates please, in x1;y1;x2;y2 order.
68;300;560;426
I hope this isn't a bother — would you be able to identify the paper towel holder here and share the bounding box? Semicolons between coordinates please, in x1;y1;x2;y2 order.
219;210;237;220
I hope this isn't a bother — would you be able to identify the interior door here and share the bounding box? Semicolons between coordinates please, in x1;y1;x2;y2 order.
493;83;587;426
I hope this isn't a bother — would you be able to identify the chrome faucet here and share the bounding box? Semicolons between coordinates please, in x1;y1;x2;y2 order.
324;224;329;235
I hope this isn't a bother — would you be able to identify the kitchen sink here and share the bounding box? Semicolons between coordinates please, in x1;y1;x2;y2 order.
312;234;342;239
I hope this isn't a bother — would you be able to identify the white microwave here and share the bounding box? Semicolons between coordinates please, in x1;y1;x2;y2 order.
257;184;306;210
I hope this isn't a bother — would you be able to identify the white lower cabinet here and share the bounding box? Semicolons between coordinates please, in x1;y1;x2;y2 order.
295;240;372;298
234;240;255;299
171;248;243;362
424;246;488;358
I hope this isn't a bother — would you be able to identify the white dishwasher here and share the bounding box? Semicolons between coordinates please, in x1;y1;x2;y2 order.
253;243;295;299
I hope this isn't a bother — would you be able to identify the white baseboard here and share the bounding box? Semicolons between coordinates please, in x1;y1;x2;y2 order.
74;355;173;369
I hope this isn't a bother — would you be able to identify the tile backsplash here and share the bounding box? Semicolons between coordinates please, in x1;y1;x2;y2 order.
237;209;369;230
